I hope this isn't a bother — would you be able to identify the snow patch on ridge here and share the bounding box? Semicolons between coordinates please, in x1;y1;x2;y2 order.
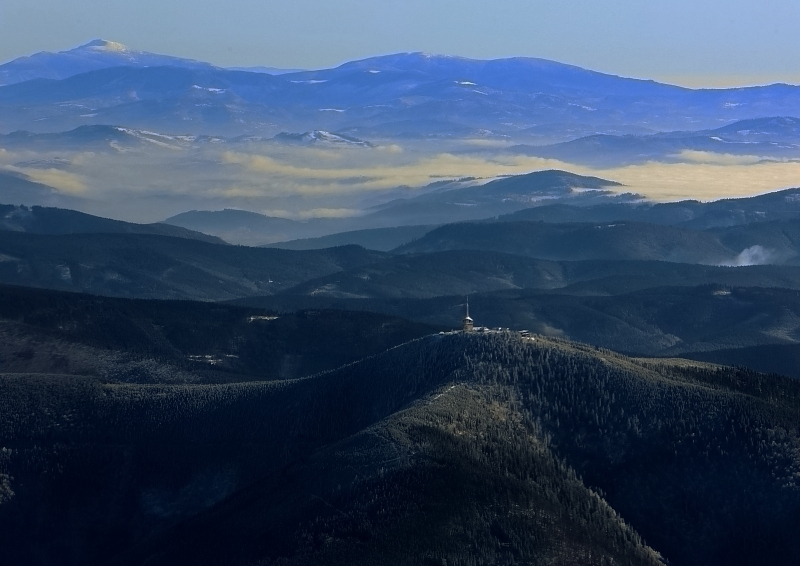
81;39;130;53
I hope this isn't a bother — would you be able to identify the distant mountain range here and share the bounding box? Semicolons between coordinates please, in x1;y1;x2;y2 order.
5;171;799;253
0;124;373;152
500;186;800;228
162;170;629;244
2;41;800;137
4;195;799;302
164;172;800;248
510;116;800;166
0;39;215;85
3;117;799;162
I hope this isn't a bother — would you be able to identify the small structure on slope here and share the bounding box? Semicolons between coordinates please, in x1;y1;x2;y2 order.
462;298;474;332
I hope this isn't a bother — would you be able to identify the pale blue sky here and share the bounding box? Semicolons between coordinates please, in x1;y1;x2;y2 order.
2;0;799;86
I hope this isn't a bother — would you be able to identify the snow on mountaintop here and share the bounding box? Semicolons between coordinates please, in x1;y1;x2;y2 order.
0;39;216;86
79;39;130;53
273;130;373;147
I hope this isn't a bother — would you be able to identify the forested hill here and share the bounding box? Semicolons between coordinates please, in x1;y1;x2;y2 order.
0;283;441;383
0;204;223;243
0;232;386;300
393;219;800;265
2;332;798;565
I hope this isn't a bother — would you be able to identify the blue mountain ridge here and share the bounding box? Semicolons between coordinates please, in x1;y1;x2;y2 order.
2;42;799;137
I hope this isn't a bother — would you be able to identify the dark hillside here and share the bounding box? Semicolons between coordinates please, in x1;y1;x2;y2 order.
707;219;800;265
683;342;800;379
0;204;223;243
280;252;800;299
237;285;800;366
0;284;439;382
550;261;800;295
0;335;469;566
263;224;437;251
114;385;663;566
0;232;386;300
501;187;800;229
394;220;741;264
1;334;799;565
0;171;84;209
282;250;572;298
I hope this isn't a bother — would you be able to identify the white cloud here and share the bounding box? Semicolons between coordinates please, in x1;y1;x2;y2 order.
5;166;87;194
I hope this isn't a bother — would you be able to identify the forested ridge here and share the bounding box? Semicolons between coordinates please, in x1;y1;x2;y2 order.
2;332;798;565
0;284;440;383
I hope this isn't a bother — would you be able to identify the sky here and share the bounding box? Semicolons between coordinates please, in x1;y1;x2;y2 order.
1;0;799;87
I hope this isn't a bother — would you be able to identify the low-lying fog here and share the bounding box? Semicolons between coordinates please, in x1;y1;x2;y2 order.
2;138;799;223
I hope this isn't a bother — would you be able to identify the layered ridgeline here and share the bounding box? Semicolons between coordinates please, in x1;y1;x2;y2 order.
5;228;800;301
162;180;800;249
2;42;800;136
509;116;800;167
498;186;800;230
0;231;385;300
162;170;629;245
3;195;800;378
1;332;798;565
3;195;799;302
277;251;800;300
393;220;800;265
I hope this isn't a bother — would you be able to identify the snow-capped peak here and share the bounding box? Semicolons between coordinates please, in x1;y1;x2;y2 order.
273;130;373;147
76;39;131;53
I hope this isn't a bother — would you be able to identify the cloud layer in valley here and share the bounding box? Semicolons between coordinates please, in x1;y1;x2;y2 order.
2;143;799;223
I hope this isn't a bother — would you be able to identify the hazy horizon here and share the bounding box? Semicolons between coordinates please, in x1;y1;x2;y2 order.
5;38;800;90
2;0;799;88
2;2;799;223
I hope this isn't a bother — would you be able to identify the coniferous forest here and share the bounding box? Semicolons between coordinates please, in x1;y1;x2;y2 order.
2;284;799;565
